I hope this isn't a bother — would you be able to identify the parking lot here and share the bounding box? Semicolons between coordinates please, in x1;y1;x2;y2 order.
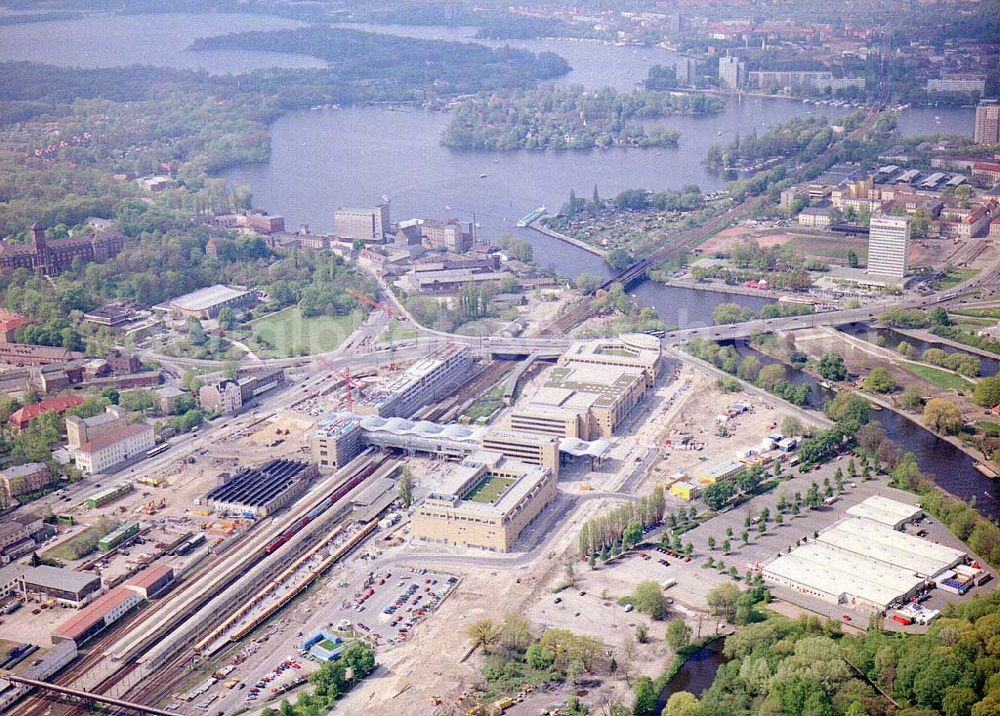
329;567;460;649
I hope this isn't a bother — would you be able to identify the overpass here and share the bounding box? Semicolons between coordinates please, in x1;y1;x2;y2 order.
3;672;174;716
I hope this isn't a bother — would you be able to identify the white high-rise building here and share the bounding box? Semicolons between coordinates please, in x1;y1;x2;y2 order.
867;214;910;279
718;56;744;90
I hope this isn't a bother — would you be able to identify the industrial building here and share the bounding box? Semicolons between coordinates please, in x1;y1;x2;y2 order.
52;586;144;644
333;203;391;243
412;451;556;552
19;565;102;608
123;563;174;599
355;343;472;418
762;497;968;613
207;459;317;517
508;334;662;440
166;284;256;320
845;494;922;529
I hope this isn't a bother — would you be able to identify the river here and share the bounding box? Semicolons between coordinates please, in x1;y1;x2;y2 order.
728;341;1000;519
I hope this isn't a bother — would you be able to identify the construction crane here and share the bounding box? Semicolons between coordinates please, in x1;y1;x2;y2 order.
316;356;366;411
346;288;394;319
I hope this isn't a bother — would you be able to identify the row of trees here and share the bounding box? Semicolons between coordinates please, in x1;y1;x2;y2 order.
577;487;666;556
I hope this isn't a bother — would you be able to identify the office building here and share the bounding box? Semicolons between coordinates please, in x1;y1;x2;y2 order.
867;214;910;279
355;343;472;418
0;462;51;500
412;451;556;552
747;70;832;90
975;100;1000;146
73;422;155;474
508;334;662;440
675;57;699;86
334;202;391;243
718;56;745;90
198;368;284;414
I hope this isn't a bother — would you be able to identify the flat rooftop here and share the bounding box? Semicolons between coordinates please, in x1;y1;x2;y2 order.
845;494;922;526
170;285;251;312
765;542;922;609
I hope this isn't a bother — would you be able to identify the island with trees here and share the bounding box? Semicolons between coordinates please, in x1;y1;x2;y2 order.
441;86;723;151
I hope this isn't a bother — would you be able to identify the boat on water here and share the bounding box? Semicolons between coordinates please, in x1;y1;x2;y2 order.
479;173;488;179
516;206;546;228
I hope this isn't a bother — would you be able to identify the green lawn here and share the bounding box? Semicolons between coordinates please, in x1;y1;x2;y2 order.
931;267;977;289
900;361;975;391
245;307;363;357
318;638;339;651
465;475;517;504
977;421;1000;436
952;307;1000;320
376;319;420;344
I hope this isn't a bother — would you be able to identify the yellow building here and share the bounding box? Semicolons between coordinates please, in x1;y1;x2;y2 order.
411;451;556;552
671;481;700;501
696;459;744;485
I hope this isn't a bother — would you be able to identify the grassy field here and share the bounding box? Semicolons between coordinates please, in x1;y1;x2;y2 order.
245;307;363;357
318;638;339;651
900;361;975;391
377;319;420;344
786;235;868;262
465;474;517;504
932;267;977;289
977;421;1000;436
44;520;120;562
952;307;1000;320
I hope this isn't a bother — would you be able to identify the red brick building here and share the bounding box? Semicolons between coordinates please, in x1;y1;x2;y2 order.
0;224;124;275
9;394;85;431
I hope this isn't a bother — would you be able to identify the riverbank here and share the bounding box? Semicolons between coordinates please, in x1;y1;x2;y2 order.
746;337;990;506
529;219;604;256
657;278;790;301
894;326;1000;362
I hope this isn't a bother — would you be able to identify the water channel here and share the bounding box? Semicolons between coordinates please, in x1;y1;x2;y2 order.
727;341;1000;519
655;640;727;709
0;13;990;515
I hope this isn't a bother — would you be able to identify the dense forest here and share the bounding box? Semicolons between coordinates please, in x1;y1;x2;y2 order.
189;26;570;95
680;590;1000;716
442;86;723;150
